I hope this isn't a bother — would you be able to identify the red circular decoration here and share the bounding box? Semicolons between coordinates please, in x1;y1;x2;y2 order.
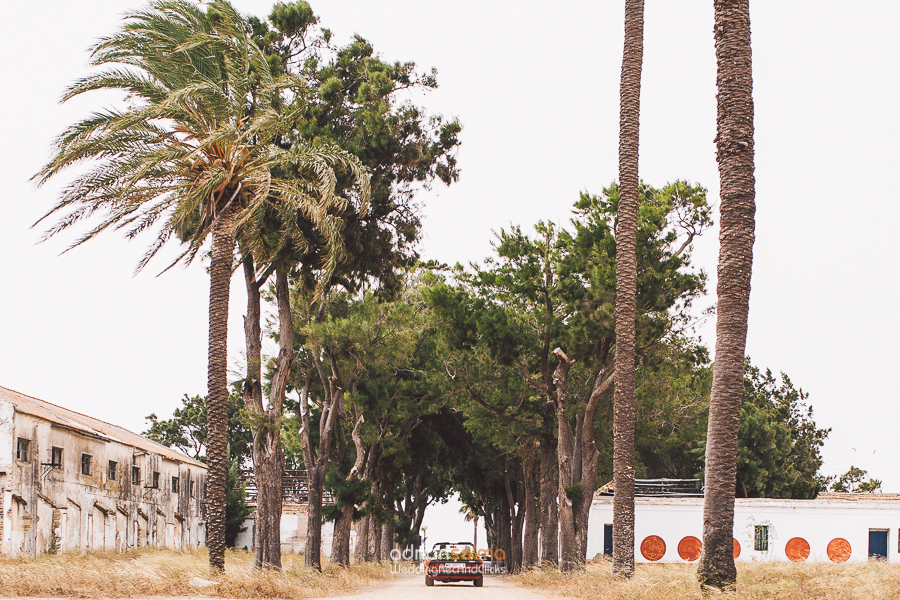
677;536;702;561
640;535;666;561
827;538;851;563
785;537;810;562
733;538;741;559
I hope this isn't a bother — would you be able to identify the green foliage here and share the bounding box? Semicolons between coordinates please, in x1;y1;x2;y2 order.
831;466;882;493
735;361;830;499
248;3;461;296
143;391;252;464
35;0;369;291
323;469;372;522
564;483;583;504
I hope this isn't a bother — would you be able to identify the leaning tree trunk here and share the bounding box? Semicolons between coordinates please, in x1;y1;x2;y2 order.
613;0;645;579
697;0;757;591
553;349;579;572
575;367;613;560
330;414;366;567
249;264;293;570
206;210;236;573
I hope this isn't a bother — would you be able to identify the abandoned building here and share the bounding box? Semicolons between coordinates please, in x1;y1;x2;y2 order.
589;480;900;563
0;386;207;556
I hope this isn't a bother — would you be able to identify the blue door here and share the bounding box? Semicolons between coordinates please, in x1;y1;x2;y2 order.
604;524;613;556
869;530;888;559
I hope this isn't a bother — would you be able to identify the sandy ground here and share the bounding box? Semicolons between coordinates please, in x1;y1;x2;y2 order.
304;573;550;600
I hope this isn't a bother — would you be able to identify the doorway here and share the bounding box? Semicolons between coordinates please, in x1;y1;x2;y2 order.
869;529;888;559
603;524;613;556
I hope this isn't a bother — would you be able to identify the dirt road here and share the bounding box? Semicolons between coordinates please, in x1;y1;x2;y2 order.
306;573;552;600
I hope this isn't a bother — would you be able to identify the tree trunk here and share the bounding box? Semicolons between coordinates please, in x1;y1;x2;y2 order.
370;513;381;560
553;349;578;572
613;0;645;579
305;463;326;568
698;0;757;591
242;261;292;571
354;515;370;563
498;490;512;573
330;506;354;567
301;341;344;570
522;457;540;568
381;519;394;559
576;368;615;561
504;459;523;573
539;428;559;565
381;484;395;559
330;413;366;567
206;210;236;573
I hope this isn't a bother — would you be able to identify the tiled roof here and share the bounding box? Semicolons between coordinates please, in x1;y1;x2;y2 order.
592;491;900;507
0;385;206;469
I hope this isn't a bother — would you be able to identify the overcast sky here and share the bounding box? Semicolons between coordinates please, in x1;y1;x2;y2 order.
1;1;898;497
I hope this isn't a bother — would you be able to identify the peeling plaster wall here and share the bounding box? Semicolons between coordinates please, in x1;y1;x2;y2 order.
588;497;900;564
0;406;207;556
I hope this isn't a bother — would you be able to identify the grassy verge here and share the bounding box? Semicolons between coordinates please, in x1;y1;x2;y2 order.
0;547;395;598
510;560;900;599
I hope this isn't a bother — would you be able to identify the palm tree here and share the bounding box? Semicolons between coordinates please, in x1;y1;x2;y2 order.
34;0;368;572
612;0;644;578
696;0;757;591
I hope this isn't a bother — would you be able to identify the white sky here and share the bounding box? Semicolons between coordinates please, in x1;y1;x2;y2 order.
1;0;898;517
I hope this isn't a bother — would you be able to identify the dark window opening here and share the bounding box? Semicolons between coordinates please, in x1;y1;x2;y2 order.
151;471;160;488
81;453;92;476
869;529;888;559
754;525;769;552
51;447;63;469
108;460;117;481
16;438;29;462
172;476;179;493
190;480;195;498
132;466;141;485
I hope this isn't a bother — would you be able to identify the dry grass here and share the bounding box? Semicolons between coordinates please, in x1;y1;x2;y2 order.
0;547;394;598
511;559;900;599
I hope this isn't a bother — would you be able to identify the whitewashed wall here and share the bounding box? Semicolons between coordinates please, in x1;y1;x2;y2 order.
588;497;900;564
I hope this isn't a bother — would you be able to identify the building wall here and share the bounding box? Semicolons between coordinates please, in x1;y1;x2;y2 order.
234;504;348;557
588;497;900;564
0;400;207;556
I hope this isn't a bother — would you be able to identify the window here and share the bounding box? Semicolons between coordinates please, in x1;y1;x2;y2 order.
108;460;117;481
190;480;195;498
754;525;769;551
16;438;30;462
172;476;180;493
81;453;92;476
132;466;141;485
151;471;160;489
51;447;63;469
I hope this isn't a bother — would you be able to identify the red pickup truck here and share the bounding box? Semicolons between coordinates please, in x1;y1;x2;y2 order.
424;542;484;587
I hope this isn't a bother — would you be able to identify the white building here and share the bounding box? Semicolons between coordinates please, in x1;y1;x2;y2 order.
588;493;900;564
0;386;207;555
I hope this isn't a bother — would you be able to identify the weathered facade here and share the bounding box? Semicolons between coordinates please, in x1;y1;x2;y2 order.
0;386;207;556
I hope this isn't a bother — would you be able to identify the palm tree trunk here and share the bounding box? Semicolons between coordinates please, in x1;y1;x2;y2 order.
697;0;756;591
613;0;645;579
206;210;237;572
